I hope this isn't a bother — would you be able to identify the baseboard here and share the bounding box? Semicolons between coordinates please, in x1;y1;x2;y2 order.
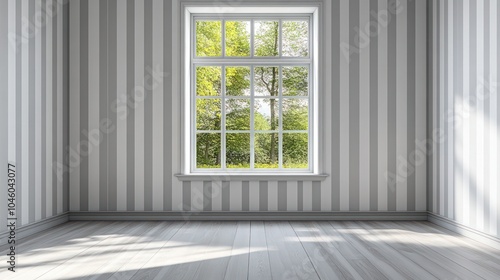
0;212;69;251
427;212;500;250
69;211;428;221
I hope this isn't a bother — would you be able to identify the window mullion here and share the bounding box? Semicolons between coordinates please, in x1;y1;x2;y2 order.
250;66;255;169
251;19;254;58
278;65;283;169
221;65;226;170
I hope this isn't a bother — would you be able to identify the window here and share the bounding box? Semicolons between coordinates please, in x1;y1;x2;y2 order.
191;15;313;172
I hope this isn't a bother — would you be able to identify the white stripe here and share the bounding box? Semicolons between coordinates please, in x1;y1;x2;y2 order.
489;0;498;236
462;0;470;226
88;0;99;211
396;0;408;211
134;0;145;211
415;0;427;211
190;181;203;211
21;0;29;225
57;0;63;214
358;0;370;211
249;181;259;211
230;181;242;211
69;0;80;211
302;181;312;211
377;0;388;211
287;181;298;211
35;0;42;221
267;181;278;211
45;0;53;218
339;0;349;211
321;0;332;212
152;0;164;211
116;0;127;211
447;0;454;219
476;0;485;231
439;0;445;216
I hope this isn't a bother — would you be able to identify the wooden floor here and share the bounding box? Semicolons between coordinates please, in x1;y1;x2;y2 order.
1;221;500;280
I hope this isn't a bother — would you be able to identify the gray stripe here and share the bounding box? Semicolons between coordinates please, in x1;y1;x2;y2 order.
242;181;249;211
16;0;22;222
221;181;230;211
407;0;416;211
0;0;7;231
203;181;212;211
443;0;449;218
426;0;433;214
99;0;108;211
469;0;476;228
143;0;153;211
259;181;268;211
126;0;135;211
312;181;321;211
52;0;58;216
163;0;172;211
297;181;303;211
63;0;70;212
80;0;89;211
331;0;340;211
435;0;440;215
349;0;360;211
107;0;117;211
29;0;36;222
277;181;286;211
369;0;378;211
41;0;47;219
182;181;190;211
387;0;397;211
497;0;500;237
483;0;490;232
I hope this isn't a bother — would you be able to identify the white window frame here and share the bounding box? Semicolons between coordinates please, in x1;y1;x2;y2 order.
176;2;328;180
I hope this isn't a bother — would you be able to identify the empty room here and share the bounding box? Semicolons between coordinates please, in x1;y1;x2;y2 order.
1;0;500;279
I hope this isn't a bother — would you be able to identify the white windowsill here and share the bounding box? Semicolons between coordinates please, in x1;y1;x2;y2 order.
175;173;329;181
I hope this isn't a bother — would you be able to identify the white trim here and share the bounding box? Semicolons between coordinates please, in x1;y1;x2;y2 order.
175;173;328;181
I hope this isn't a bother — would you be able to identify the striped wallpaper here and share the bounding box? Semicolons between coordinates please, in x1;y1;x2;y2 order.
429;0;500;239
1;0;69;234
68;0;427;213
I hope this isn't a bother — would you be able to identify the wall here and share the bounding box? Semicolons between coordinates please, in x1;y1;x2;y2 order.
69;0;427;213
429;0;500;238
1;0;69;235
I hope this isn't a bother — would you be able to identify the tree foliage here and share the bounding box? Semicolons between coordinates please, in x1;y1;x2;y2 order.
195;20;309;169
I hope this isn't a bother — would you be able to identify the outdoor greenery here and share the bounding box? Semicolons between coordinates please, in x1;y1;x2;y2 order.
195;20;309;169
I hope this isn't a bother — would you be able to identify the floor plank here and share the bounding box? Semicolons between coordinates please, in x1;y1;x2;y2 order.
0;221;498;280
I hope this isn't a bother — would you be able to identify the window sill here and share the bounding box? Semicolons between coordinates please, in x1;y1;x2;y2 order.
174;173;329;181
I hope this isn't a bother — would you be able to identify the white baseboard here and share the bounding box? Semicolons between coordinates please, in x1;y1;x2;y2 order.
427;212;500;250
0;213;69;251
69;211;428;221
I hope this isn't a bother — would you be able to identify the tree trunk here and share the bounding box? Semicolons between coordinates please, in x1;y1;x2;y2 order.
269;22;279;163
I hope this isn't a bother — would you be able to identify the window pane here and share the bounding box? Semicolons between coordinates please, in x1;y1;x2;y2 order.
283;98;308;131
196;66;221;96
226;66;250;96
196;99;221;130
196;133;221;168
196;21;222;57
254;21;279;56
282;21;309;57
283;133;308;168
226;133;250;168
283;66;308;96
226;99;250;130
225;21;250;56
255;133;279;168
254;66;279;96
254;98;279;131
